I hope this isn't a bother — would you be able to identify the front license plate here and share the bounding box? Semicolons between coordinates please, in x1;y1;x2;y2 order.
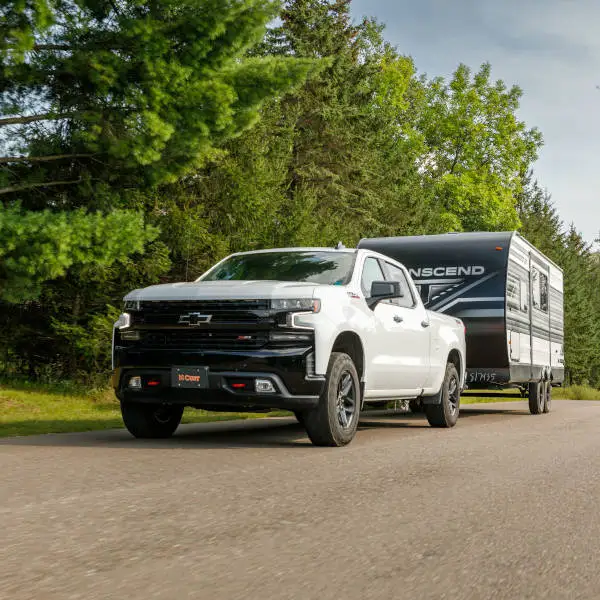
171;366;209;389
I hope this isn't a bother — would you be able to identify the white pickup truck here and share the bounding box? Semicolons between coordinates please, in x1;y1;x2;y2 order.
112;246;466;446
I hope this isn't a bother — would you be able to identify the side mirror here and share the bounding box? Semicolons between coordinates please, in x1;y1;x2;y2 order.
368;281;403;310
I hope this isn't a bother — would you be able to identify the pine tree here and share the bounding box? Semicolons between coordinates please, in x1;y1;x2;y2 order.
517;172;600;385
0;0;313;302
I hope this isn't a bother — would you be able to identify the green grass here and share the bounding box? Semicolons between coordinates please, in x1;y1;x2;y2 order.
0;380;289;438
2;380;599;438
461;385;600;403
551;385;600;400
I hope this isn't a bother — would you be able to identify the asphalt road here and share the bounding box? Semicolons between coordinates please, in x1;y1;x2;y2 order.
2;400;600;600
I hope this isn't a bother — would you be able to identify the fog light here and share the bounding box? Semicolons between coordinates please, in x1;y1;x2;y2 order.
128;376;142;389
255;379;276;394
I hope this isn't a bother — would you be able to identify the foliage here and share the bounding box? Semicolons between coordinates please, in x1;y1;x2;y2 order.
416;63;542;231
0;0;314;304
1;0;315;188
555;385;600;401
0;204;157;302
0;0;314;377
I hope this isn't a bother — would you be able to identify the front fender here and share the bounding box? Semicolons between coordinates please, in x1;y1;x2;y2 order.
304;292;374;382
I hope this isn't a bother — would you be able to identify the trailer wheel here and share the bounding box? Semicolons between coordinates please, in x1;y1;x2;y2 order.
423;363;460;428
528;381;544;415
542;381;552;413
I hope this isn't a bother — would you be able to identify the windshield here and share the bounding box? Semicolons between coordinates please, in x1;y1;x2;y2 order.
200;251;356;285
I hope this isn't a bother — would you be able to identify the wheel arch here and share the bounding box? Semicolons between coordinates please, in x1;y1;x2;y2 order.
331;331;365;383
447;348;463;386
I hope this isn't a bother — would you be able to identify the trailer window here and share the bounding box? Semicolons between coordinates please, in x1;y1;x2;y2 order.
539;273;549;312
507;276;521;309
532;268;549;313
520;281;529;313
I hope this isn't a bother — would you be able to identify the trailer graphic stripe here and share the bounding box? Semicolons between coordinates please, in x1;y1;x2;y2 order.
429;271;501;312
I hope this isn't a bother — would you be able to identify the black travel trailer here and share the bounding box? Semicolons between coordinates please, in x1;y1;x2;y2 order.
358;232;565;414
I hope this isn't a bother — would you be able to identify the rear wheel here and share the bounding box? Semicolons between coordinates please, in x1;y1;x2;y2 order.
528;381;544;415
303;352;361;447
423;363;461;428
121;402;183;439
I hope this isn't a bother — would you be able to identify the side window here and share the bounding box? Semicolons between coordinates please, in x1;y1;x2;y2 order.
532;267;549;313
539;272;549;313
507;275;521;309
361;258;385;298
532;268;541;310
520;279;529;313
383;262;416;308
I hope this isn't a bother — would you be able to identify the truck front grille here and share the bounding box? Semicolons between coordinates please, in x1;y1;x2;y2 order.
139;330;269;350
133;300;272;327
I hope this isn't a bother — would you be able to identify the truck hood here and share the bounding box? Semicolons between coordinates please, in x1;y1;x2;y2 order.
124;280;321;302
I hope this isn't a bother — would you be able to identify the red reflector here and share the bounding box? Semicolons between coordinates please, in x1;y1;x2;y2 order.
231;383;247;389
496;246;503;251
147;380;161;387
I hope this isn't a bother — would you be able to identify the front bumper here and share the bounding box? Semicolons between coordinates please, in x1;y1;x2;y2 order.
113;347;325;412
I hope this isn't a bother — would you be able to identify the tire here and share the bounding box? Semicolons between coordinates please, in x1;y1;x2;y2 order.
543;380;552;414
293;411;306;427
423;363;461;428
408;399;423;414
303;352;361;447
121;402;183;439
528;381;544;415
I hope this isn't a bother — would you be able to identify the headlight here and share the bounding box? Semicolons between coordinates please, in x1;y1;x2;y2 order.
271;298;321;312
114;312;131;330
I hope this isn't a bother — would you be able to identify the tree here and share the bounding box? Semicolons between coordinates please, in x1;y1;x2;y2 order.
416;63;543;231
0;0;314;301
256;0;434;245
0;0;314;378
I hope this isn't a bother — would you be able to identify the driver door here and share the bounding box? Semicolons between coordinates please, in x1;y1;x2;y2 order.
380;260;431;391
361;257;418;396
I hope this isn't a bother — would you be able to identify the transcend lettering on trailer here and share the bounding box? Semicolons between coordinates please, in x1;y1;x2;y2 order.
409;266;486;278
178;374;201;383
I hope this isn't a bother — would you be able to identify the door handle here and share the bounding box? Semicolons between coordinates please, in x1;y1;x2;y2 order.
393;315;404;323
421;320;430;328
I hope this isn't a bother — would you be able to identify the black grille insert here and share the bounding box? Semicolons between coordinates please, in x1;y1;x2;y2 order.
134;300;271;327
140;330;269;350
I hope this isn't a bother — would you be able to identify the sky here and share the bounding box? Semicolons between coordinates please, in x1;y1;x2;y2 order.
349;0;600;246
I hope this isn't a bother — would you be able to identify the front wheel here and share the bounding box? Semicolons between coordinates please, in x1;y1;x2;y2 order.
423;363;461;428
303;352;361;447
293;411;306;427
121;402;183;439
